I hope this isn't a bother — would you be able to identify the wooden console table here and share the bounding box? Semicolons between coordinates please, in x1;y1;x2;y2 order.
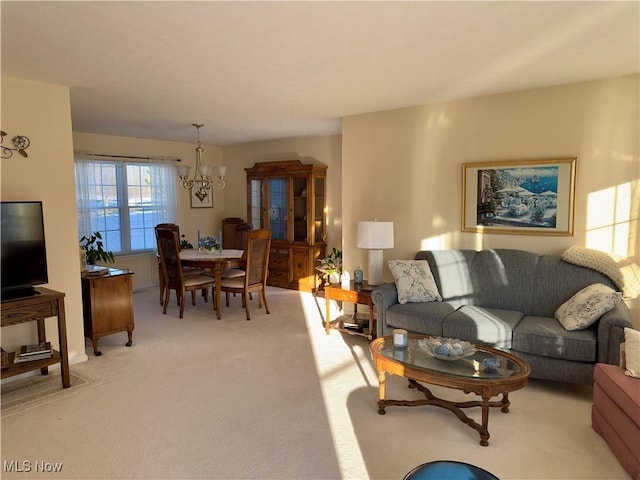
81;268;134;356
1;288;70;388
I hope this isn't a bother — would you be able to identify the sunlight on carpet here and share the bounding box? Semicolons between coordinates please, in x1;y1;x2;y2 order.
1;371;104;418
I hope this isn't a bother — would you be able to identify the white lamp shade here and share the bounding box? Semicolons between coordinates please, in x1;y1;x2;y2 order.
357;221;394;249
176;165;191;178
217;165;227;178
198;164;213;178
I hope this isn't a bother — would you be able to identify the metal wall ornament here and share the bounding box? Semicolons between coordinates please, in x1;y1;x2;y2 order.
1;131;31;159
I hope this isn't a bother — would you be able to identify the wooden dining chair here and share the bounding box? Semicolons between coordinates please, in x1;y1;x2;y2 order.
220;228;271;320
155;225;215;318
155;223;206;305
222;222;253;280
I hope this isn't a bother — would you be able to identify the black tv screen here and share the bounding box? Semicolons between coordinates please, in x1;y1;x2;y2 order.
1;201;49;300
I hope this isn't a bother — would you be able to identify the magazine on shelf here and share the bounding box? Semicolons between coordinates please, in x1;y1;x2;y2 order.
19;341;52;357
14;351;53;363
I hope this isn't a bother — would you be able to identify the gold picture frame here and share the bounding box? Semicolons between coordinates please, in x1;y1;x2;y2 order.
462;157;576;236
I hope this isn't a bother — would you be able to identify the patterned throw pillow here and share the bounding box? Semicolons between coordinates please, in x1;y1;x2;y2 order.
388;260;442;305
623;327;640;378
555;283;622;331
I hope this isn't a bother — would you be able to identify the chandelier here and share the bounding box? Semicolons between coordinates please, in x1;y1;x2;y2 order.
177;124;226;201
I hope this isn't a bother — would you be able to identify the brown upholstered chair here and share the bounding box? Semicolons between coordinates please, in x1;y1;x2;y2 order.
155;223;205;305
221;221;253;280
155;225;215;318
221;217;244;249
220;229;271;320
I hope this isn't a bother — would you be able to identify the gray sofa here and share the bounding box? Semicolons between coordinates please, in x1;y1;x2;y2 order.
371;249;633;384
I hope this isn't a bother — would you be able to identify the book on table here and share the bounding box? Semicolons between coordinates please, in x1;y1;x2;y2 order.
14;351;53;363
19;341;52;357
83;265;110;276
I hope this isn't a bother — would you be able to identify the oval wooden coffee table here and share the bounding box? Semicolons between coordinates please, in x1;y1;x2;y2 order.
370;335;531;446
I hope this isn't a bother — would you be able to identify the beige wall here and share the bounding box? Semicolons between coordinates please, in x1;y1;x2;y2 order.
343;75;640;325
1;77;87;365
222;135;343;252
73;132;225;290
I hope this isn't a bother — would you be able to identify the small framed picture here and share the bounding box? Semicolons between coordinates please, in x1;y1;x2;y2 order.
190;187;213;208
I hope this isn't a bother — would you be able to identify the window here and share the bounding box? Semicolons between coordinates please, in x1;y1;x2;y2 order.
75;155;178;255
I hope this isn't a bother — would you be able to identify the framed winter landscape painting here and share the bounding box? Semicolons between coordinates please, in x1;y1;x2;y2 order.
462;157;576;236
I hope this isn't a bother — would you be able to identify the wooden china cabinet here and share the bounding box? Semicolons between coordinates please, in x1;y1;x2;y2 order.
245;160;327;291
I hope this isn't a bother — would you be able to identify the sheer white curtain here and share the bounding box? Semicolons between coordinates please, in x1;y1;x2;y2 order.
74;154;96;238
75;153;179;249
148;160;178;224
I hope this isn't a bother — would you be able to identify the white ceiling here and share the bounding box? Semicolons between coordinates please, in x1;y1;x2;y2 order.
2;1;639;146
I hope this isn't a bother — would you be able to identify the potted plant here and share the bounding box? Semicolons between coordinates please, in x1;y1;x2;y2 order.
317;247;342;284
80;232;115;265
180;235;194;250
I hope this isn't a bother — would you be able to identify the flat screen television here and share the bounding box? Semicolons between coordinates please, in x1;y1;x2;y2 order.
1;201;49;300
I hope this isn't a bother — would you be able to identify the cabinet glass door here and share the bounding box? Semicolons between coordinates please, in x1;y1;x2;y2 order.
292;176;308;243
249;179;263;229
268;178;288;241
314;176;326;243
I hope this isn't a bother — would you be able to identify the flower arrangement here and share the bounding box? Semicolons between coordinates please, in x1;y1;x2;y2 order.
199;235;220;252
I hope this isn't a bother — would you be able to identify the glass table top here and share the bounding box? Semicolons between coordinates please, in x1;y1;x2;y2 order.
378;336;523;380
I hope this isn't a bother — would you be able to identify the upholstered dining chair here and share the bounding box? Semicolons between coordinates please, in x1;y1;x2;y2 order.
221;221;253;280
155;225;215;318
221;217;244;249
155;223;206;305
220;228;271;320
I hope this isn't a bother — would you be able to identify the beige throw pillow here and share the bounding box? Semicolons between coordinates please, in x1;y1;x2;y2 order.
562;246;640;299
624;327;640;378
388;259;441;305
555;283;622;331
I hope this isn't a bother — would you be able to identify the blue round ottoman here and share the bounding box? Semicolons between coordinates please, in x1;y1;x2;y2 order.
403;460;499;480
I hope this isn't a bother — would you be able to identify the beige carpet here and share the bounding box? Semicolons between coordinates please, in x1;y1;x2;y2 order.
1;371;104;418
0;286;630;480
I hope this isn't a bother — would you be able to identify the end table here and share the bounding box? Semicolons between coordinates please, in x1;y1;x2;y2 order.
324;280;376;340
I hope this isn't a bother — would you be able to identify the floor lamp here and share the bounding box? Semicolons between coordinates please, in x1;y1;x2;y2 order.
357;221;394;286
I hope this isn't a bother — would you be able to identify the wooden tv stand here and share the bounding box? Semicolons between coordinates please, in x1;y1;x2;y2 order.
1;288;70;388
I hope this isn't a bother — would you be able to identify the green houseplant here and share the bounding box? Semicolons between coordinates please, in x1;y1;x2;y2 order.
80;232;115;265
317;247;342;283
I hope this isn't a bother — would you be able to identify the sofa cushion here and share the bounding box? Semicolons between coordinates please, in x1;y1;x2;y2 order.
414;250;477;309
385;302;455;337
624;327;640;378
469;249;539;313
513;315;597;362
388;259;441;304
530;255;617;318
555;283;622;331
442;306;523;349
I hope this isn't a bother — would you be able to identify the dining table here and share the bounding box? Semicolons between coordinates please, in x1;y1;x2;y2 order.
179;249;245;319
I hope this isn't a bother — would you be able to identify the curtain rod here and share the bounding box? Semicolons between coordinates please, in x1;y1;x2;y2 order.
75;151;180;162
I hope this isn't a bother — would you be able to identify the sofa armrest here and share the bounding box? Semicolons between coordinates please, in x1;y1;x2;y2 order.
371;283;399;338
597;302;633;365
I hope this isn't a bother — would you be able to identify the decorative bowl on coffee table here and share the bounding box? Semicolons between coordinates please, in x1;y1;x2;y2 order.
417;336;476;361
